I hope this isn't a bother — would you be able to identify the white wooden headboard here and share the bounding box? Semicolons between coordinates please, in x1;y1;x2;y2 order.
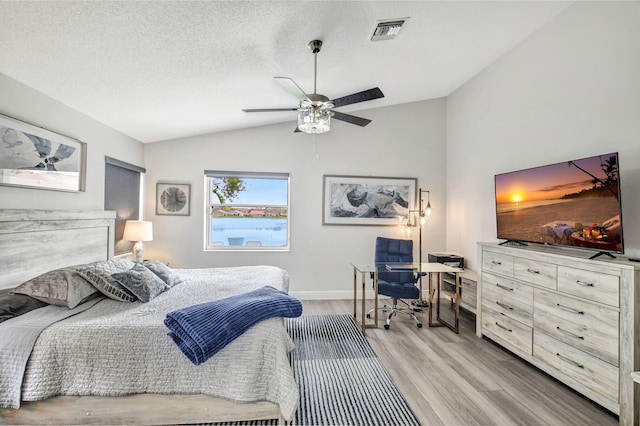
0;210;116;291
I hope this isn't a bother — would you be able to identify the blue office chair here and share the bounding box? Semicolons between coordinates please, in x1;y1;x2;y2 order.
367;237;424;329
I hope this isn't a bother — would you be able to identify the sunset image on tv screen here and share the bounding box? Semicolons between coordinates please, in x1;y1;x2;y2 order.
495;153;622;253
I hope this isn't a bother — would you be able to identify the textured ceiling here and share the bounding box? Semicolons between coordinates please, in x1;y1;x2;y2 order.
0;1;572;143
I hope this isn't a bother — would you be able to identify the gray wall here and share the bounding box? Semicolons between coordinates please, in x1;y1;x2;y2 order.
0;74;144;210
446;1;640;270
143;98;448;299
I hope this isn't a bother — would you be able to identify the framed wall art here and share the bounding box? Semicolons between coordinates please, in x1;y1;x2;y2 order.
322;175;417;225
0;113;86;192
156;182;191;216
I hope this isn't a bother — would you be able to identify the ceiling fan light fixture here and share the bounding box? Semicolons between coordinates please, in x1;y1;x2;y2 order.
298;106;331;134
242;39;384;134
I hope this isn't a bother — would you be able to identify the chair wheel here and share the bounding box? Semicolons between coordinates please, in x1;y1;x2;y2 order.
384;324;390;330
417;323;423;328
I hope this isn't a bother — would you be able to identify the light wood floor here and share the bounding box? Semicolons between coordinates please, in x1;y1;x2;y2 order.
300;299;618;426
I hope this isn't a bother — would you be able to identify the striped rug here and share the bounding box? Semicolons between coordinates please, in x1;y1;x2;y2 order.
288;314;420;426
208;314;420;426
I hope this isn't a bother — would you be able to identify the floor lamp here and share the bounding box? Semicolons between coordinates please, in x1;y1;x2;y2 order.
410;188;432;308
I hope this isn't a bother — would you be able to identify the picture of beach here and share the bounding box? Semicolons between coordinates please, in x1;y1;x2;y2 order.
495;153;622;252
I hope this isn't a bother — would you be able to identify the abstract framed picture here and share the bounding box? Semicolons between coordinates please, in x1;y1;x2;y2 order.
156;182;191;216
322;175;417;225
0;113;86;192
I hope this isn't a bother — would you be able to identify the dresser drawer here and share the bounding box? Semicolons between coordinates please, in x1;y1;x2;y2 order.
514;257;557;289
482;306;532;355
483;287;533;327
533;289;619;366
482;272;533;325
482;251;513;276
557;266;619;307
460;276;477;310
534;330;619;403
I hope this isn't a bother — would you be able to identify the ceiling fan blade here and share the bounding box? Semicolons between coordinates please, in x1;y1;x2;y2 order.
331;111;372;127
242;108;298;112
330;87;384;108
274;77;310;102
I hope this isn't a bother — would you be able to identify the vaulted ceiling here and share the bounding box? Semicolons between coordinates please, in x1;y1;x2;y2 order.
0;1;572;143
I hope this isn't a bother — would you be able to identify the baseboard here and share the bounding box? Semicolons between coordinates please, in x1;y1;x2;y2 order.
290;290;379;300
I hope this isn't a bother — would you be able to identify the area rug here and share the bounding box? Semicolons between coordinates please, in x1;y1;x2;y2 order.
289;314;420;426
211;314;420;426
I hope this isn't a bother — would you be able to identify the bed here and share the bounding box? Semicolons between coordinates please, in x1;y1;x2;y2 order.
0;209;298;425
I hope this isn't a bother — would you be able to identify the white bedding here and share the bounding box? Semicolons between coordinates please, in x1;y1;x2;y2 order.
20;265;298;421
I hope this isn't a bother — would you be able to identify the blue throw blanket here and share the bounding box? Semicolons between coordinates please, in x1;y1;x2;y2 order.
164;286;302;365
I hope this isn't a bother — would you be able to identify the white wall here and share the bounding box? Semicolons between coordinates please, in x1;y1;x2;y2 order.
0;73;145;210
8;1;634;296
446;1;640;270
143;98;447;299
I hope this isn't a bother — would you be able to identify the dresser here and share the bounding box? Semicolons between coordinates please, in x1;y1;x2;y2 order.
477;243;640;425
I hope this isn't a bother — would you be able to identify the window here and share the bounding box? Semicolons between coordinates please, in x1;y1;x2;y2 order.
104;156;145;255
205;171;289;250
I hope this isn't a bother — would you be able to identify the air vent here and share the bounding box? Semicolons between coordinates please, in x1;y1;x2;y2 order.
371;18;408;41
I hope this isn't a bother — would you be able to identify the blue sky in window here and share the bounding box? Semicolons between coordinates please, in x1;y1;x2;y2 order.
232;178;288;205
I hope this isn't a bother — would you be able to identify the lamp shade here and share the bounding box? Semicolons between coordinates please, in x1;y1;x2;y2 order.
123;220;153;242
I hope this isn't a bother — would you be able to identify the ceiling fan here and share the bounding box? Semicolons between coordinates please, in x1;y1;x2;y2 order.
242;40;384;134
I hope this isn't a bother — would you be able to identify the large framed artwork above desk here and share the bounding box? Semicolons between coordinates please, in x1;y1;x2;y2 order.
351;262;463;334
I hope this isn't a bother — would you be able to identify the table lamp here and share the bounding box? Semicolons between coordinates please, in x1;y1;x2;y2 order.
123;220;153;263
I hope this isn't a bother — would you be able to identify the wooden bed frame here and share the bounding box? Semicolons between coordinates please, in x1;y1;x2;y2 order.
0;209;282;425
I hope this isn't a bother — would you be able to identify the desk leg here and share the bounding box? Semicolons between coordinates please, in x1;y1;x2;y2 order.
428;273;435;326
453;272;460;333
361;272;367;335
353;266;357;321
353;269;378;335
373;271;379;329
428;272;445;328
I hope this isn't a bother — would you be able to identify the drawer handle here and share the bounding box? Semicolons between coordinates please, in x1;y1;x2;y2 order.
496;301;514;311
491;260;502;265
495;322;512;332
556;303;584;315
556;326;584;340
496;283;514;291
576;280;594;287
527;268;540;275
556;353;584;369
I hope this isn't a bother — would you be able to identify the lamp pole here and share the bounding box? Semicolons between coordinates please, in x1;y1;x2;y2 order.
414;188;430;308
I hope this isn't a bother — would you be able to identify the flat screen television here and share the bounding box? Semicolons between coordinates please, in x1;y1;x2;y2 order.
494;152;623;258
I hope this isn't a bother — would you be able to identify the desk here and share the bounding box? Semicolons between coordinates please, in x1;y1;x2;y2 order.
351;262;463;334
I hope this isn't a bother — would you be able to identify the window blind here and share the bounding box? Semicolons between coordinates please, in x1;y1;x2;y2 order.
104;156;145;255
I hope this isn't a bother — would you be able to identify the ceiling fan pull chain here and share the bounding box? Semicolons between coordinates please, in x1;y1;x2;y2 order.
312;134;319;162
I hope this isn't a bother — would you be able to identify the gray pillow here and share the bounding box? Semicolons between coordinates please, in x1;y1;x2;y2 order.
0;294;48;323
144;261;183;288
12;268;98;309
112;264;169;303
75;258;137;302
